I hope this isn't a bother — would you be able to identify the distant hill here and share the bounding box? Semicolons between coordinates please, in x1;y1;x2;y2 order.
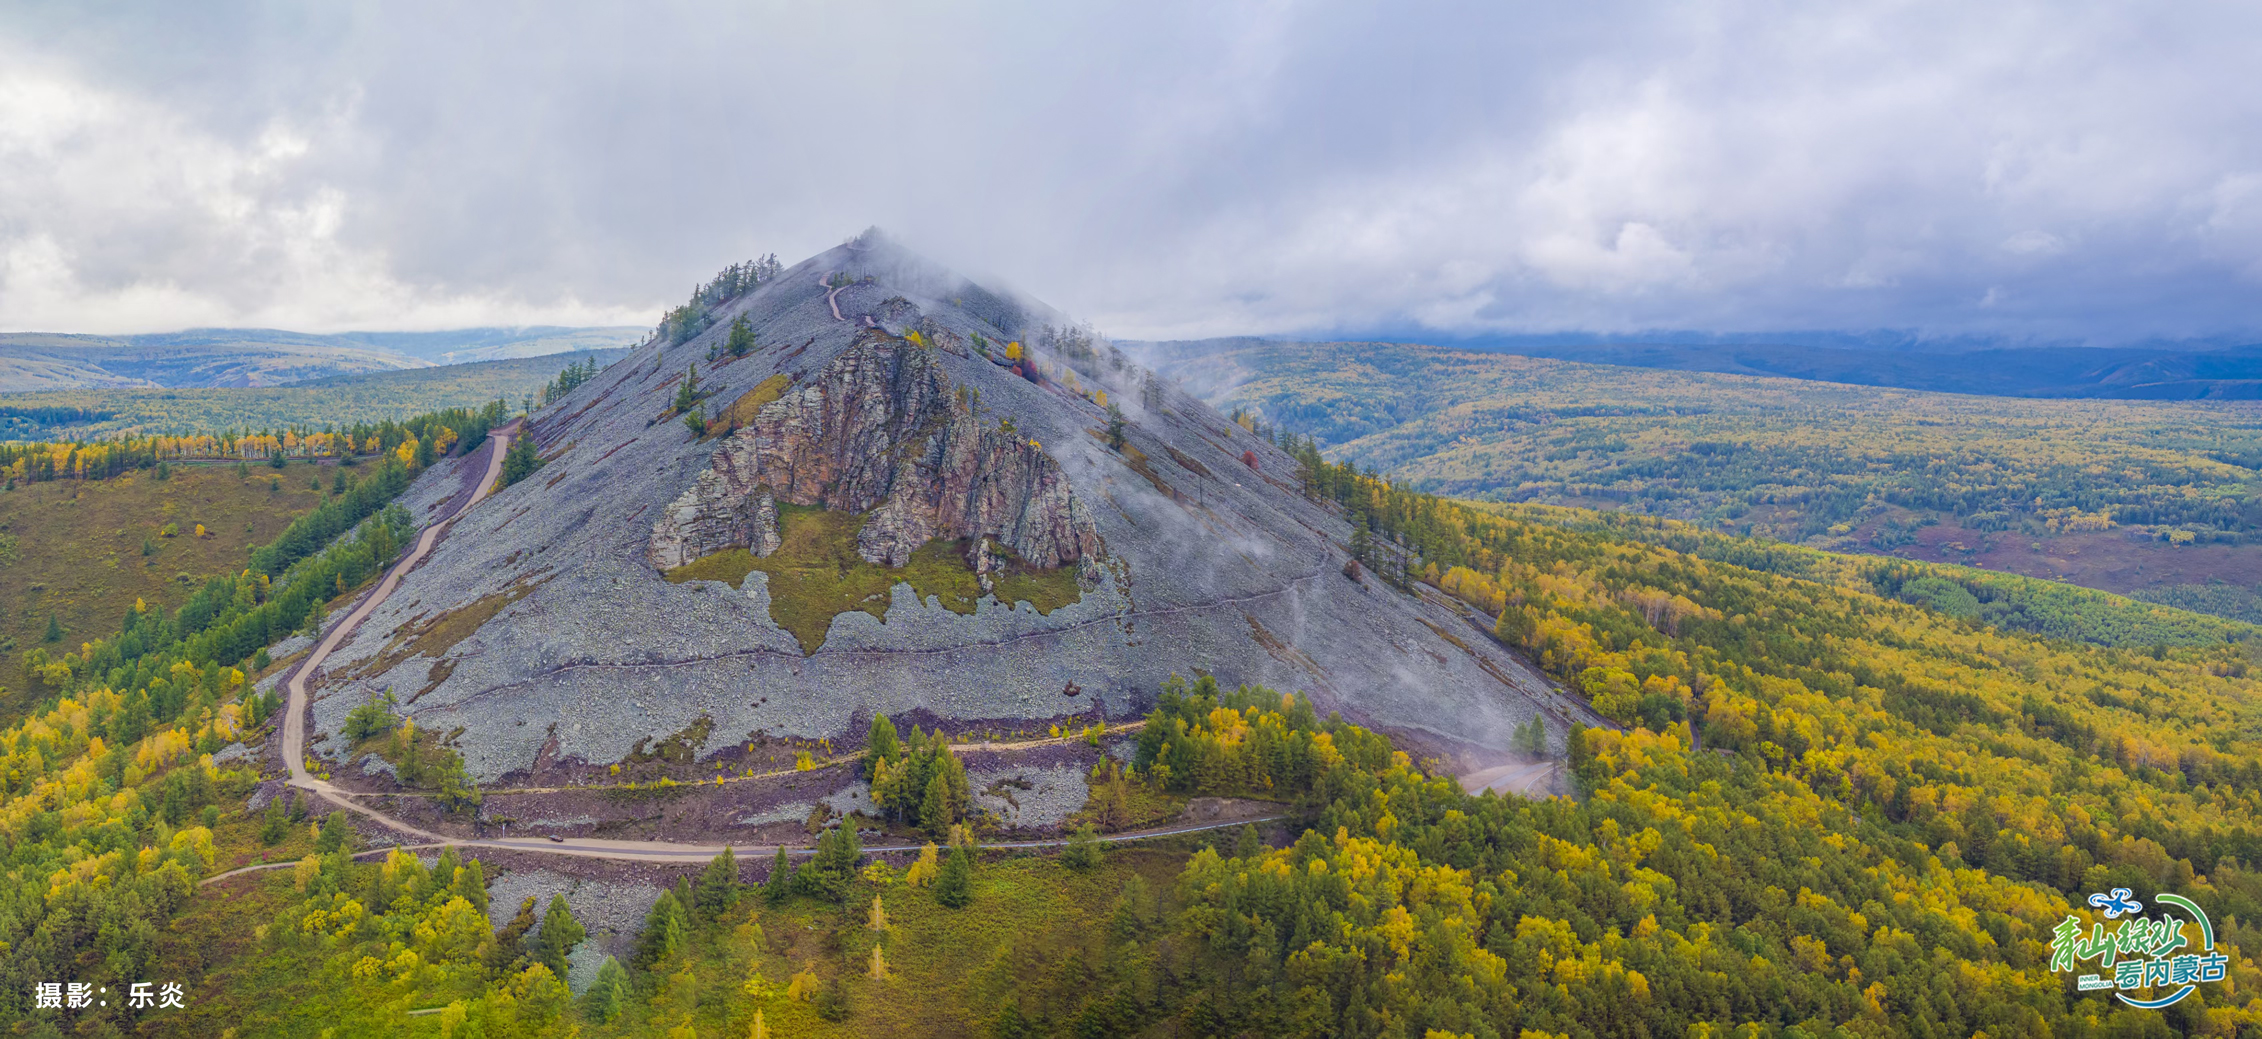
330;326;649;365
1150;334;2262;399
0;349;630;438
1141;337;2262;625
0;326;646;392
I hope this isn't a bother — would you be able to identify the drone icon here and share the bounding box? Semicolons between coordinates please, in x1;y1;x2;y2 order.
2088;888;2143;919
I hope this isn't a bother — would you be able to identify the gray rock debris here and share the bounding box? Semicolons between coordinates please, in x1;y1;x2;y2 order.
307;234;1567;783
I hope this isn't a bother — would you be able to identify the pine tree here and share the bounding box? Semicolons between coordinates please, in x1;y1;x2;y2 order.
640;890;687;965
673;875;697;921
583;956;627;1023
43;613;60;643
935;843;973;908
1062;822;1102;870
725;316;758;358
315;810;352;853
1235;823;1262;860
258;794;289;845
867;895;888;931
748;1008;768;1039
538;893;585;977
801;826;862;903
864;714;901;777
921;770;957;837
1105;403;1128;452
500;433;543;488
868;944;888;979
455;859;488;915
698;847;740;918
762;846;795;905
487;896;538;976
1109;875;1155;942
673;364;701;415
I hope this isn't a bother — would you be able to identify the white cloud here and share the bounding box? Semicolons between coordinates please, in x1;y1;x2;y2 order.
0;0;2258;341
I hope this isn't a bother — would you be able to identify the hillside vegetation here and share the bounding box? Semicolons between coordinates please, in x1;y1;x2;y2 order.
1;423;2257;1035
0;465;326;710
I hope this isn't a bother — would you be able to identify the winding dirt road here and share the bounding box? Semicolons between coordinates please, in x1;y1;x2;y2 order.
262;415;1561;885
280;421;521;843
264;423;1280;877
821;272;847;321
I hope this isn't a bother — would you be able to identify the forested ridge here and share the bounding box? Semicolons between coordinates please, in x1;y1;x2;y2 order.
0;351;615;442
0;401;509;1034
0;399;509;487
1165;341;2262;546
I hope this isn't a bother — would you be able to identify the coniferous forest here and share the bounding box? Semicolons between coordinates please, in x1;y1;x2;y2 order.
0;393;2252;1036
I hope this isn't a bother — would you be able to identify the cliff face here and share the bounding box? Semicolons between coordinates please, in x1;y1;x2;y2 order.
648;328;1100;573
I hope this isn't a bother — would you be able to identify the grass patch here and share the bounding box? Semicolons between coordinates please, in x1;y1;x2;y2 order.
703;373;793;440
351;574;548;685
1117;441;1179;501
628;713;715;766
667;505;1081;653
990;557;1081;615
0;465;325;717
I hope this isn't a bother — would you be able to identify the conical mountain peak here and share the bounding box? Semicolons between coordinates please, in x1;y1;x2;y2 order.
304;236;1556;788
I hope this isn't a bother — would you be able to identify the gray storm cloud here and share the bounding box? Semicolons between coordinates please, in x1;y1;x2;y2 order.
0;0;2258;340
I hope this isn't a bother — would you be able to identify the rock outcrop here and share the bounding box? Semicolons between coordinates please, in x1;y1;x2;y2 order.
649;329;1100;572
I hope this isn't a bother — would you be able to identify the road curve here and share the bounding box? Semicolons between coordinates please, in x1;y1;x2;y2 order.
265;420;1277;877
280;422;519;843
821;272;847;321
202;812;1286;885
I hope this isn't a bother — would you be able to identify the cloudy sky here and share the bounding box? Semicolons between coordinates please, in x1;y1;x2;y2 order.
1;1;2257;342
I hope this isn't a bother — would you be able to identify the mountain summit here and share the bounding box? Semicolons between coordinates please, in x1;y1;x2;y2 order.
308;232;1559;781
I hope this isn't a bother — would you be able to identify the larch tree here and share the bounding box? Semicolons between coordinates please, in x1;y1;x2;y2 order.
536;894;584;978
935;843;973;908
903;842;940;887
762;846;795;905
639;890;687;966
582;956;628;1023
697;847;740;918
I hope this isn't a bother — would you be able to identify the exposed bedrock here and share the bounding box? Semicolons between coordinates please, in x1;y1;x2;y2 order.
648;329;1101;571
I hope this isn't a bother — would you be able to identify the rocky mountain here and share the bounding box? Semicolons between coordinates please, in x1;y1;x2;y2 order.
306;233;1560;783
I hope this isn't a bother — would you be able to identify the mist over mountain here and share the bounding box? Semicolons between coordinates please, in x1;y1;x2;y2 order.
306;233;1561;785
